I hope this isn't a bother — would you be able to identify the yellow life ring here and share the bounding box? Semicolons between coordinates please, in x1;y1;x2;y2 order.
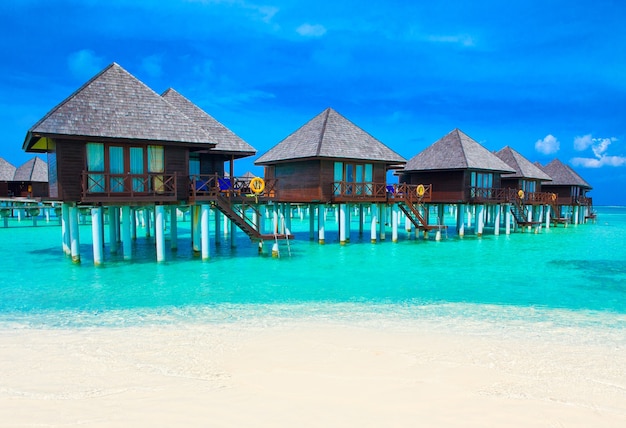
518;189;525;199
250;177;265;195
551;193;557;201
416;184;426;197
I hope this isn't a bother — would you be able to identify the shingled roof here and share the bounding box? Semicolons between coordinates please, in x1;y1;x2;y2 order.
0;157;16;181
495;146;552;181
161;88;255;157
255;107;406;166
23;63;216;152
403;129;515;173
538;159;592;189
13;157;48;182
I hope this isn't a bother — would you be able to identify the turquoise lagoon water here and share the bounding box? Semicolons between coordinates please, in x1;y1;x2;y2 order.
1;206;625;343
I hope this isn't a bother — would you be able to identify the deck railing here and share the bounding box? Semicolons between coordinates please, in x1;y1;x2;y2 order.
81;172;177;201
331;181;388;201
469;187;559;205
190;174;277;200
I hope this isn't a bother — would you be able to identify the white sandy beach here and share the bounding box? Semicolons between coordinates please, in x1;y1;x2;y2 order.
0;322;624;428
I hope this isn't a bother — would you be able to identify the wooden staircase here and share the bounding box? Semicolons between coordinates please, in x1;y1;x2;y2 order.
398;203;443;231
510;198;528;225
213;194;292;241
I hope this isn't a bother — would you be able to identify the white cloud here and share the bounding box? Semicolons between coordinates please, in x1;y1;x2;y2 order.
535;134;560;155
296;23;327;37
67;49;104;80
570;135;624;168
571;155;626;168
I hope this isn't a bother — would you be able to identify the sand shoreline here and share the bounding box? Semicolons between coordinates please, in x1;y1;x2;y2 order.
1;321;624;427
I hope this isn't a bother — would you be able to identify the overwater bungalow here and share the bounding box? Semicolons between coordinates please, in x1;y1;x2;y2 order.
22;62;268;264
11;157;49;199
494;146;554;228
398;129;520;236
537;159;594;224
255;107;407;243
0;157;16;198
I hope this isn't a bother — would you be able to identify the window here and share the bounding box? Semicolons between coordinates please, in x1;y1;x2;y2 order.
85;143;163;193
86;142;105;192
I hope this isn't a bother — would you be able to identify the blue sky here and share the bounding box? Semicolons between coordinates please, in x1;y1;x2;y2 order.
1;0;625;204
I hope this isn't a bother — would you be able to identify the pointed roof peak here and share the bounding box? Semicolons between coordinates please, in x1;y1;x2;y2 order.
14;157;48;182
256;107;405;165
404;129;515;173
23;63;215;151
541;158;592;188
495;146;552;180
0;157;16;181
161;88;255;156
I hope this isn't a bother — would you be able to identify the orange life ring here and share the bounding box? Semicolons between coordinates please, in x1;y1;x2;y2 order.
518;189;525;199
416;184;426;197
551;193;557;201
250;177;265;195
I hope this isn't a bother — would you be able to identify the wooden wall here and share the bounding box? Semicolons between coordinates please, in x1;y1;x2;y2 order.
271;160;323;202
56;140;85;202
165;146;189;202
400;170;467;202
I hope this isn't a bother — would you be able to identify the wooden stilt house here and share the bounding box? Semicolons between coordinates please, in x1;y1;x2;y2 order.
22;63;218;204
399;129;515;204
537;159;594;223
0;158;16;198
255;107;406;203
494;146;554;227
11;157;49;199
21;62;266;263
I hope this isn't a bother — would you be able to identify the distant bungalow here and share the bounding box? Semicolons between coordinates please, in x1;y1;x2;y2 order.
0;156;48;199
399;129;518;236
255;107;407;243
537;159;594;224
22;63;271;264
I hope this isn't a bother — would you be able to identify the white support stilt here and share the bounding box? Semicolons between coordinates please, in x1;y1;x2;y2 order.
192;206;200;253
155;205;166;262
91;207;103;266
69;205;81;263
477;205;485;237
494;205;501;236
545;204;551;229
505;204;511;235
346;204;351;242
370;203;378;243
122;206;132;260
391;204;398;242
170;206;178;251
62;203;71;255
339;204;347;245
201;204;210;261
456;204;465;237
318;205;325;244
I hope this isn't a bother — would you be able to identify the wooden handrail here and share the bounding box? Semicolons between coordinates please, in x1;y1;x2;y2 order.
81;172;177;199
